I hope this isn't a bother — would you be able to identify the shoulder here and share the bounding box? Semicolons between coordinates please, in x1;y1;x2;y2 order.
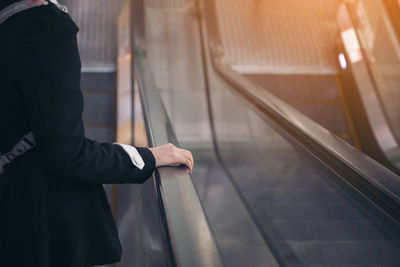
20;3;79;43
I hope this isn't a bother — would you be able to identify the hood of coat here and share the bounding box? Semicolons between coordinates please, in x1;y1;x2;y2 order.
0;0;21;10
0;0;61;10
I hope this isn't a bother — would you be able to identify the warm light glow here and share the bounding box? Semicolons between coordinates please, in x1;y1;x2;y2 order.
341;28;362;63
338;53;347;69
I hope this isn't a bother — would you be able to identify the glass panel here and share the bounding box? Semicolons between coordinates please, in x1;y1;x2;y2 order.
115;2;171;266
137;0;400;266
353;0;400;140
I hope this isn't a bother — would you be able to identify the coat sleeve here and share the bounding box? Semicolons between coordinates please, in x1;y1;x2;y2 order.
15;8;155;184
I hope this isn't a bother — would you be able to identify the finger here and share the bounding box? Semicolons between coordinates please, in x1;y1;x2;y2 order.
181;152;193;171
187;151;194;168
184;158;193;171
171;148;193;171
181;153;193;171
180;149;194;169
189;152;194;168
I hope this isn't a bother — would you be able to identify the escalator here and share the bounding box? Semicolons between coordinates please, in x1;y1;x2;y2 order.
337;0;400;173
212;0;356;147
114;0;400;266
210;0;400;174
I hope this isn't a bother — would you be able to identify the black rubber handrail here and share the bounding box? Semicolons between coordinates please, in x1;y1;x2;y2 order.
200;0;400;224
130;1;224;267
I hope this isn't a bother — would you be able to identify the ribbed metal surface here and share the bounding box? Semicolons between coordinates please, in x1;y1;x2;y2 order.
147;0;189;8
59;0;127;68
214;0;341;74
55;0;125;146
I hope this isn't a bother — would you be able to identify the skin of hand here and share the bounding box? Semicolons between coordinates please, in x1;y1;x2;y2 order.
149;143;194;172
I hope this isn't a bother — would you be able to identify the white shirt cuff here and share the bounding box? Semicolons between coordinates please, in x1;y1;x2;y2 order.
114;143;145;170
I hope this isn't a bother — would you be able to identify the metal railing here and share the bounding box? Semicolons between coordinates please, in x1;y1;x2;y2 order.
130;1;224;266
129;0;400;265
200;0;400;223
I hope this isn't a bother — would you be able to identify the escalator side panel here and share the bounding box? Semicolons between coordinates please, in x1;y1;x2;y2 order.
142;4;280;266
131;0;400;266
201;0;400;265
338;1;400;171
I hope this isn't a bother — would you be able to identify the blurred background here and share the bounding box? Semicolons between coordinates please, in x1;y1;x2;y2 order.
58;0;126;143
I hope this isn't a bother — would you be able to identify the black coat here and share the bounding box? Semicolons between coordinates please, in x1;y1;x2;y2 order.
0;3;155;266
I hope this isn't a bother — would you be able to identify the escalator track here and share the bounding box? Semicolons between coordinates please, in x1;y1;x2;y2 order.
124;0;400;266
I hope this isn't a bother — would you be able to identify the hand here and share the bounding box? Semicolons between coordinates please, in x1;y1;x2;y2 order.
149;143;194;172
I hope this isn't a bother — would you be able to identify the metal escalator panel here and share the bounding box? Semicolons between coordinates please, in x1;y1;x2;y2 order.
338;0;400;170
210;0;358;150
131;0;400;266
201;2;400;266
206;88;400;266
213;0;339;74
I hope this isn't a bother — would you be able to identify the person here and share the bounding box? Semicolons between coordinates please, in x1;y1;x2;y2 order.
0;0;194;266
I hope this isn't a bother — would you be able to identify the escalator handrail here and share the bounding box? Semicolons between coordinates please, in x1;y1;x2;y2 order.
131;5;224;266
134;54;224;267
200;0;400;222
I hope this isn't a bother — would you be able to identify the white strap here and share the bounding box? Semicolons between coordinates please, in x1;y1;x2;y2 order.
114;143;145;170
